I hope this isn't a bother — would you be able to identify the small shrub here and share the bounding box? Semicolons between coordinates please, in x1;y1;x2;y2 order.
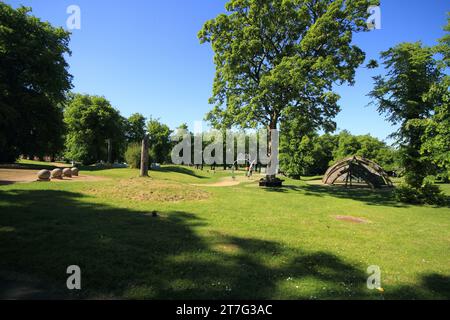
394;183;422;204
124;143;142;169
420;180;446;205
394;178;447;205
436;171;450;183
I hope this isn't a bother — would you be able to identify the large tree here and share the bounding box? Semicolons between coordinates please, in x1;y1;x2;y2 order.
0;3;72;162
417;16;450;179
64;94;126;165
126;113;147;143
369;42;445;189
199;0;375;179
147;117;172;164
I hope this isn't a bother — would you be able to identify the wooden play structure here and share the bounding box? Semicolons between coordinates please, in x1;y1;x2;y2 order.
322;156;393;189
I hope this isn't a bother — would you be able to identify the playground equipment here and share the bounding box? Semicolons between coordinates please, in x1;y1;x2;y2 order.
231;153;257;179
322;156;393;189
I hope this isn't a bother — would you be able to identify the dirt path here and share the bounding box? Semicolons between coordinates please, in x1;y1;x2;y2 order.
0;169;106;186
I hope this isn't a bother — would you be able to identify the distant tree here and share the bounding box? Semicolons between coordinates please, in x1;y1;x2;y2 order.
310;134;338;174
176;123;189;131
332;130;361;161
147;118;172;164
126;113;146;143
0;4;72;162
280;128;397;178
64;94;126;165
369;42;445;190
332;131;397;169
280;117;316;178
199;0;375;181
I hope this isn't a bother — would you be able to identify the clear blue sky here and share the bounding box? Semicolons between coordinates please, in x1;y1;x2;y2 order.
6;0;449;143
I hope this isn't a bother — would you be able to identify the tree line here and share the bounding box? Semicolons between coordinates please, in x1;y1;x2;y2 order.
280;129;398;179
200;0;449;204
1;2;448;204
0;3;174;166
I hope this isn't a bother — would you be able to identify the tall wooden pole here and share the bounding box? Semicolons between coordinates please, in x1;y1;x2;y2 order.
106;139;112;164
140;134;149;177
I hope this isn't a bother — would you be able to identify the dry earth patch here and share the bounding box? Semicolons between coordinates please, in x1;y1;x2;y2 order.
85;178;210;202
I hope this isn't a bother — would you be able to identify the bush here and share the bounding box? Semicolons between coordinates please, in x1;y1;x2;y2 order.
125;143;142;169
420;180;446;205
436;171;450;183
394;178;447;205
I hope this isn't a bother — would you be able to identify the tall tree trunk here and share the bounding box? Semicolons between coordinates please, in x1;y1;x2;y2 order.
140;135;149;177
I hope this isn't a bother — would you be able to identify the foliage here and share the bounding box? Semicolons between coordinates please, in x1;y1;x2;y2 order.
147;117;172;164
369;42;445;194
200;0;375;179
0;3;72;162
280;117;316;178
415;17;450;179
126;113;147;144
124;142;144;169
280;128;398;178
64;94;126;165
332;131;398;170
394;178;447;206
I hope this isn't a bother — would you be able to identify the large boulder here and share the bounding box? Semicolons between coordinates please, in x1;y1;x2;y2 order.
51;168;63;179
37;170;51;181
62;168;72;178
71;167;79;176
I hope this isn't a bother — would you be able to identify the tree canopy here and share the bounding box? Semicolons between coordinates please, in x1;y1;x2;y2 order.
280;128;397;178
0;3;72;162
199;0;375;133
147;117;172;164
416;15;450;180
126;113;147;144
64;94;126;165
369;42;445;189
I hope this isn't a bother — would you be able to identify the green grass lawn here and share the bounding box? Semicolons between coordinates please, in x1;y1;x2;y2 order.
0;162;449;299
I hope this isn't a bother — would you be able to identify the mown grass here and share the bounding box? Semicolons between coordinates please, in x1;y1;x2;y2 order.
0;162;449;299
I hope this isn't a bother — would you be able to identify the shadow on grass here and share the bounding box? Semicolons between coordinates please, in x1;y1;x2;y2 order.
261;183;407;208
0;189;447;299
154;165;207;179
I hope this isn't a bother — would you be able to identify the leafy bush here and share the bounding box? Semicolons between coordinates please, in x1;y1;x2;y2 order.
394;184;422;204
394;178;447;205
436;171;450;183
125;143;142;169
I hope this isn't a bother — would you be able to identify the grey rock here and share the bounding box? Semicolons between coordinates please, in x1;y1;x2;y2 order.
62;168;72;178
51;169;63;179
37;170;51;181
71;167;79;176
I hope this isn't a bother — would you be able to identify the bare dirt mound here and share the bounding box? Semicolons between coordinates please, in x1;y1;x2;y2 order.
85;178;209;202
0;169;106;185
335;215;371;224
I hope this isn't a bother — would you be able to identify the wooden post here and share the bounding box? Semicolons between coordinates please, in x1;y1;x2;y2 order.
140;134;149;177
106;139;112;164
